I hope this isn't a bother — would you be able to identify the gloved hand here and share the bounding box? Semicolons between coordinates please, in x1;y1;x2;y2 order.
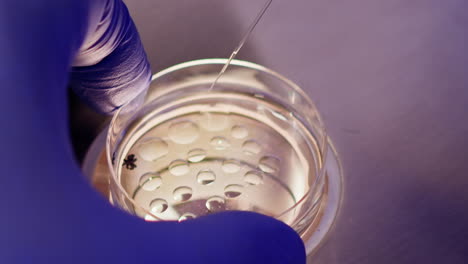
0;0;306;263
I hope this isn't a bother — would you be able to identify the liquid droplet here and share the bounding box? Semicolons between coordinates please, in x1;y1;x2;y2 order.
200;112;229;131
259;156;280;174
139;172;163;191
210;137;231;150
150;198;168;214
206;196;226;212
137;138;169;161
222;159;241;174
231;125;249;139
173;186;193;202
178;213;196;222
244;171;264;185
168;121;199;144
242;140;261;155
224;184;243;198
169;160;189;176
197;170;216;185
187;149;207;163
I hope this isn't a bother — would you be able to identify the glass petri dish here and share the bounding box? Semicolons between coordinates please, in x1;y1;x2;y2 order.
107;58;329;238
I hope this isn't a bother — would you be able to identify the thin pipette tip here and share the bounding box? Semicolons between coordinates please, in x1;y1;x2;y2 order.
209;0;273;90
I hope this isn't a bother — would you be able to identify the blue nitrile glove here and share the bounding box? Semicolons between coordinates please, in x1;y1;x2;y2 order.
0;0;306;263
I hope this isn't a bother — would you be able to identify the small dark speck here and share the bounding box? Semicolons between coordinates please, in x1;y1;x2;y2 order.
123;154;137;170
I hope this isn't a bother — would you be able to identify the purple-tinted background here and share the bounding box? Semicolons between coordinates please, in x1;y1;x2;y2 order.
71;0;468;263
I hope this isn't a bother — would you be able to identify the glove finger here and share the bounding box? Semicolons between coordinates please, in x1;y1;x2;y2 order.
70;0;150;114
170;211;307;264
